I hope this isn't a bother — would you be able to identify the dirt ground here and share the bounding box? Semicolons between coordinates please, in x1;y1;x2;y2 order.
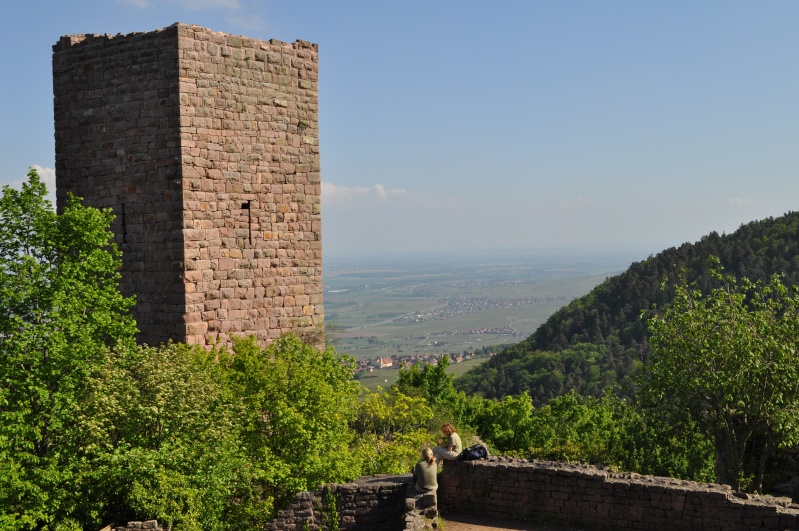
441;514;589;531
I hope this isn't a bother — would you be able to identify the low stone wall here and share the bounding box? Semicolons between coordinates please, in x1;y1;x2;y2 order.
438;457;799;530
108;521;163;531
265;474;438;530
123;458;799;529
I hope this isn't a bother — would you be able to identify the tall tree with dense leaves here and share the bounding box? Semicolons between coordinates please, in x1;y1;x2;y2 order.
396;355;461;410
644;261;799;492
87;342;248;531
0;169;137;529
223;336;363;516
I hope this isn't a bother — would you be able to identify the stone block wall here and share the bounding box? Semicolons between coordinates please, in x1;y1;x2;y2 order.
438;457;799;530
110;521;163;531
129;460;799;529
53;23;322;347
265;475;438;531
53;26;184;346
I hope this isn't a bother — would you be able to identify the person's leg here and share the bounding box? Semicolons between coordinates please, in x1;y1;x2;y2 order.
433;446;456;460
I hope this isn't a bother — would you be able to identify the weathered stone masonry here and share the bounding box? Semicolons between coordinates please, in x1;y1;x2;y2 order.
53;23;322;347
268;460;799;530
265;475;437;531
440;458;799;530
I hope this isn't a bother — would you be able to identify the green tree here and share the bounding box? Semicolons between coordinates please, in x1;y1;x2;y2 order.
644;263;799;491
466;393;536;454
0;169;137;529
623;407;715;483
224;336;362;514
90;336;364;530
527;392;627;465
88;343;247;531
396;356;457;409
351;387;434;475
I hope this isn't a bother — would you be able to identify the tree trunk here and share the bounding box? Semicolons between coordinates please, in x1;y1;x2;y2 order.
714;426;750;492
753;436;772;494
715;449;741;491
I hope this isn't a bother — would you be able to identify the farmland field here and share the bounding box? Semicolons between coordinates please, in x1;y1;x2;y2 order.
357;356;488;391
323;249;641;371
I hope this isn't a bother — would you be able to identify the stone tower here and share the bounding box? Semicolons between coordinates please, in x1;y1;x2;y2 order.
52;23;322;347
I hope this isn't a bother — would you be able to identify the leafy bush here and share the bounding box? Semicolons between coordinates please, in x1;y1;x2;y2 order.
352;387;434;474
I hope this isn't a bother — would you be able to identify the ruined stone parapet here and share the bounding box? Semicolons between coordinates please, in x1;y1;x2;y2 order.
438;457;799;530
113;462;799;529
108;521;163;531
266;474;438;531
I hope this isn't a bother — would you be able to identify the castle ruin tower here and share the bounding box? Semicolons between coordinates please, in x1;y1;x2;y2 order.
52;23;323;347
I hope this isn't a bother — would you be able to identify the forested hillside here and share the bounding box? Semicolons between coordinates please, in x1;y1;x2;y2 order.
455;211;799;403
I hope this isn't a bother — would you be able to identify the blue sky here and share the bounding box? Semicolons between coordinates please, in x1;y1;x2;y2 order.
2;1;798;259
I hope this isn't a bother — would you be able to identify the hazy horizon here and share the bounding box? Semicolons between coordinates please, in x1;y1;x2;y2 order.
321;244;654;269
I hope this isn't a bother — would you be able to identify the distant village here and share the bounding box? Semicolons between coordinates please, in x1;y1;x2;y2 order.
395;296;564;323
354;348;494;375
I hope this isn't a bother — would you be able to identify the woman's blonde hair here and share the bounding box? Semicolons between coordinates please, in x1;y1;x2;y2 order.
421;447;435;467
441;423;456;436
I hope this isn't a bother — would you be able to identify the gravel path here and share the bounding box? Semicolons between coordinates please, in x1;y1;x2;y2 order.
442;514;589;531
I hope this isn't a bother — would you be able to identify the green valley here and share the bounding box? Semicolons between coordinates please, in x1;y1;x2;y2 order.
323;250;640;378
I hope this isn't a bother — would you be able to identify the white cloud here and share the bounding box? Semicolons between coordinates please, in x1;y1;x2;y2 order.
10;165;56;207
727;197;754;207
323;182;406;206
31;165;56;195
373;184;406;199
322;182;370;201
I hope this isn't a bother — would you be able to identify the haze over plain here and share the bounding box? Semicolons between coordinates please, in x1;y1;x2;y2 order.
2;1;798;260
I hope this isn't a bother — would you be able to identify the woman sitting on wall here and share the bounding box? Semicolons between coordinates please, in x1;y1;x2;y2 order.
432;422;462;460
413;447;438;492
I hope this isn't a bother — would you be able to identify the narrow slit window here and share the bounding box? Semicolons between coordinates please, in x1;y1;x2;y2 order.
121;203;128;244
242;201;252;242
